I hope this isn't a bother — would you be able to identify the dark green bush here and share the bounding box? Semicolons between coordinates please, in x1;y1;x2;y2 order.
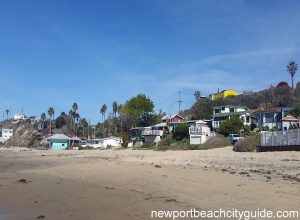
172;124;189;140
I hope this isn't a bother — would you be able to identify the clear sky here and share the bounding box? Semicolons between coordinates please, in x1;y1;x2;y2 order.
1;0;300;123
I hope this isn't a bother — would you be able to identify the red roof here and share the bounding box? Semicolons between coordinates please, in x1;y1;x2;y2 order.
277;81;289;87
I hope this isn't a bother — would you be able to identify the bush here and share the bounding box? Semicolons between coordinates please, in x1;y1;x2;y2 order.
135;142;156;150
172;124;189;140
233;135;260;152
197;134;231;150
218;116;244;136
158;134;174;146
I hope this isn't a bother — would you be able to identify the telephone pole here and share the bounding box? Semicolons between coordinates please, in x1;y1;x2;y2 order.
177;91;182;113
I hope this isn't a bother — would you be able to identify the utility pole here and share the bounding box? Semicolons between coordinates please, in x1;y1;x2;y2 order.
88;118;90;140
177;91;182;113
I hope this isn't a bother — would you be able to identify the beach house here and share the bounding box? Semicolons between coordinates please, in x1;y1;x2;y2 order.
212;105;256;130
209;89;239;101
256;107;291;130
47;134;70;150
189;120;212;144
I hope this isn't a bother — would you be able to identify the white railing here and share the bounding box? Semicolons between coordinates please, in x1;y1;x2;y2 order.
142;130;163;136
260;129;300;146
189;127;210;135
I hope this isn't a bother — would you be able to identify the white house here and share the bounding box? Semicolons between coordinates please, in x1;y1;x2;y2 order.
86;136;123;149
142;122;168;144
1;129;13;139
189;120;212;144
212;105;256;130
0;129;13;143
12;114;26;120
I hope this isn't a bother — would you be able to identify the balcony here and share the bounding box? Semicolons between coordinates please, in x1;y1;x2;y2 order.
142;130;163;136
189;127;209;135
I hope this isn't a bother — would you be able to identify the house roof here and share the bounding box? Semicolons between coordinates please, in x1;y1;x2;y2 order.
161;114;184;120
213;105;248;110
70;136;82;141
48;134;70;140
153;122;167;127
281;115;298;122
195;120;207;124
255;107;291;113
129;127;145;131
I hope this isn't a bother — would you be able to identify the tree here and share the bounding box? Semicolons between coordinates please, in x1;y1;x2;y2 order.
69;103;79;135
100;104;107;123
112;101;118;118
218;116;244;136
41;113;46;132
287;61;298;90
72;103;78;113
173;124;189;140
194;90;201;102
122;94;154;126
5;109;9;120
48;107;55;134
55;115;66;128
289;106;300;118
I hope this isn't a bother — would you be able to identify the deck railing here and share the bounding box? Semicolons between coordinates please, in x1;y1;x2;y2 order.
260;129;300;146
142;130;163;136
189;127;209;135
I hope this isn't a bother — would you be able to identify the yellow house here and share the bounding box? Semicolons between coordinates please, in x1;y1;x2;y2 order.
210;89;239;100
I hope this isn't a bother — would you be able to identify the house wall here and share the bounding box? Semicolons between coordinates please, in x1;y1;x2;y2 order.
144;135;161;143
214;107;247;114
103;138;122;148
1;129;13;139
172;116;182;123
51;141;68;150
211;90;239;100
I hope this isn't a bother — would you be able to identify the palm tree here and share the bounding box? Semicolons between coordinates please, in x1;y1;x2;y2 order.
112;101;118;118
194;90;201;102
74;113;80;136
48;107;54;135
72;103;78;113
5;109;9;120
287;61;298;90
41;113;46;132
117;104;122;115
100;104;108;122
103;104;107;121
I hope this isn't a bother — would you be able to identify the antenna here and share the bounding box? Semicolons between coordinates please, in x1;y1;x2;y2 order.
177;91;182;113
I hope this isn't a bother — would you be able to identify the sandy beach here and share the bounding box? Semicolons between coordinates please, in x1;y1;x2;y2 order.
0;147;299;220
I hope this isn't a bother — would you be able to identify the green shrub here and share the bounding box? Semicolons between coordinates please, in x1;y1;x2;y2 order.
158;134;174;146
233;135;260;152
172;124;189;140
218;116;244;136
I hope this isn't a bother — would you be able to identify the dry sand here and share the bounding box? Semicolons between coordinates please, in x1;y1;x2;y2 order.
0;147;299;220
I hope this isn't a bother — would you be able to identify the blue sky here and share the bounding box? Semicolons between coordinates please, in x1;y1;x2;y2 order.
1;0;300;123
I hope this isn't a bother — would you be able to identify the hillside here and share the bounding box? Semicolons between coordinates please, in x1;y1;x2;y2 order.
0;121;40;148
183;82;300;120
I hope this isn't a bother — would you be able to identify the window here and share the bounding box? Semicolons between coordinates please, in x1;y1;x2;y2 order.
265;113;274;123
246;116;250;123
221;107;225;111
215;109;220;114
230;108;234;113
